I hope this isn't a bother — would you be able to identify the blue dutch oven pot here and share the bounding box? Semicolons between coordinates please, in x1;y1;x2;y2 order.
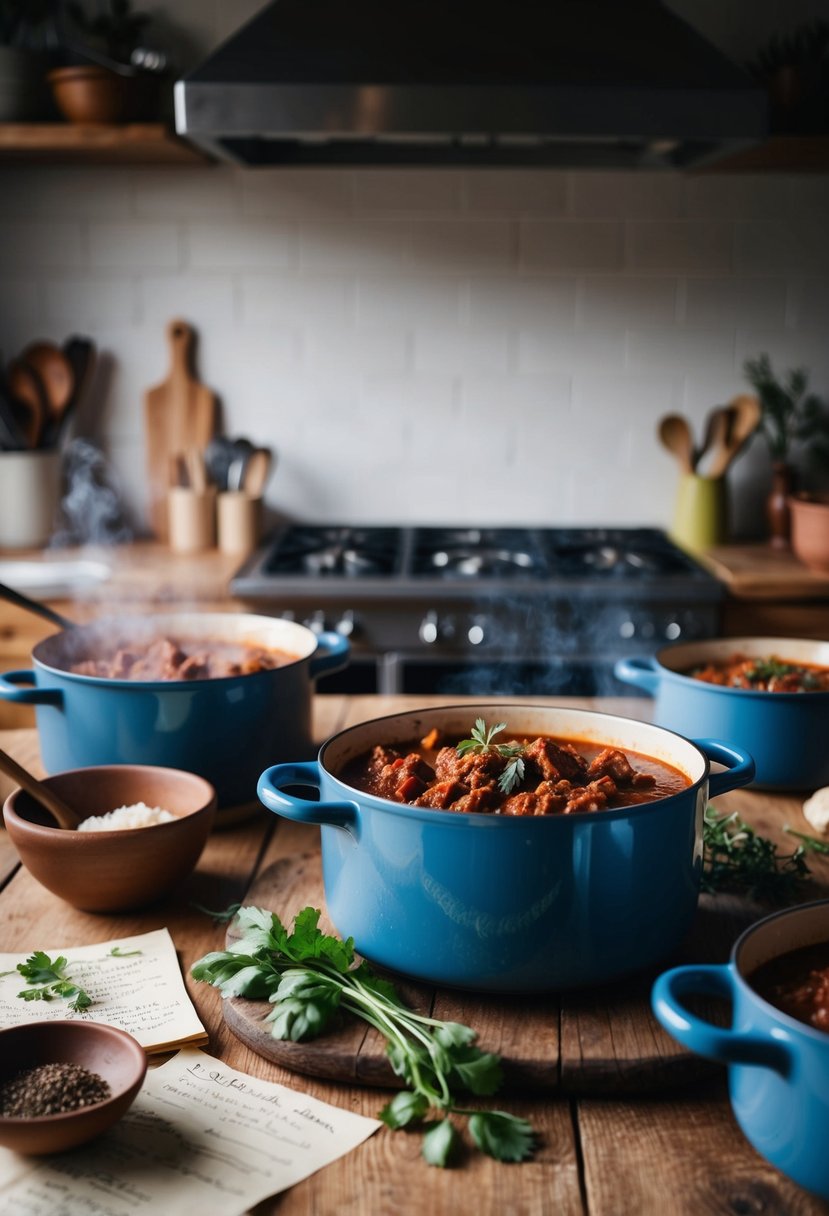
615;636;829;790
653;900;829;1201
258;703;754;992
0;612;349;809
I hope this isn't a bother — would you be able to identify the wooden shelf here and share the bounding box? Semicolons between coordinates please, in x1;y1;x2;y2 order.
700;135;829;174
0;123;210;165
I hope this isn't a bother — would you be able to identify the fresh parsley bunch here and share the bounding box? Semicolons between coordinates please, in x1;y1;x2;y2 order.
192;906;535;1167
456;718;526;795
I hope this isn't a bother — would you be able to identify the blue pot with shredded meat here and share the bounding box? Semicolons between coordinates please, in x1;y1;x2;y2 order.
258;702;754;992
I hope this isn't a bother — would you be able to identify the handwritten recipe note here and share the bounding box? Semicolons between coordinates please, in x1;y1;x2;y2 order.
0;929;207;1052
0;1048;381;1215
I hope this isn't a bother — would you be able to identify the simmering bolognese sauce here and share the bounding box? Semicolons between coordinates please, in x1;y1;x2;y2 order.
339;722;690;816
749;942;829;1033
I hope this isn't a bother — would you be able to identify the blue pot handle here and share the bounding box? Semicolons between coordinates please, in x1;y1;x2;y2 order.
652;964;793;1075
258;761;360;832
309;632;350;680
614;655;660;696
693;738;755;797
0;671;62;706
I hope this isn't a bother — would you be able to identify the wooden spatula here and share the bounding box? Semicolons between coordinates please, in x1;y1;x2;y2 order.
144;320;217;539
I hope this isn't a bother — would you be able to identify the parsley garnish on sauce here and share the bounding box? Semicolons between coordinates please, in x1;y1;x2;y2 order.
456;718;527;795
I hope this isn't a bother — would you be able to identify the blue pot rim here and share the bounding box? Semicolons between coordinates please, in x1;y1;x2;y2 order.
318;701;711;827
651;640;829;701
730;897;829;1045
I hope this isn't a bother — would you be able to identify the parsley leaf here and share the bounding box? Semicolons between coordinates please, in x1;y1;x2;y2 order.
468;1111;536;1163
15;951;93;1011
192;904;536;1168
456;719;528;795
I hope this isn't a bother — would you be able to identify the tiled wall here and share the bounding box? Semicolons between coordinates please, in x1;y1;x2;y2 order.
1;163;827;538
1;0;828;538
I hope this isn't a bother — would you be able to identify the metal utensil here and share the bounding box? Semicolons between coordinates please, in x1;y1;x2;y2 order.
658;414;695;475
205;436;236;491
0;580;75;630
227;438;255;492
0;745;83;830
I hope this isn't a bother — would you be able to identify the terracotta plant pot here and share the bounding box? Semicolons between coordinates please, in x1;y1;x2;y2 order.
789;493;829;573
47;65;129;124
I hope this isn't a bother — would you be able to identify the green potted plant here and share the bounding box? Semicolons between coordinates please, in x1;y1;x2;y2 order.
743;353;829;547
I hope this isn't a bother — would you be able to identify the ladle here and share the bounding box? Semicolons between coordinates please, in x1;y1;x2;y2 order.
0;746;83;830
0;580;75;630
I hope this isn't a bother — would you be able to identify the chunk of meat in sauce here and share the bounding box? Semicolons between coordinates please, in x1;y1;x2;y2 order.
587;747;656;789
523;737;588;784
433;746;505;789
367;747;435;803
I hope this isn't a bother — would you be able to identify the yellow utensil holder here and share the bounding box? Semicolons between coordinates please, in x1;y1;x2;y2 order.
670;474;727;553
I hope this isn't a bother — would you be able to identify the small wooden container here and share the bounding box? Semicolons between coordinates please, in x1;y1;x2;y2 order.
217;491;261;555
167;486;216;553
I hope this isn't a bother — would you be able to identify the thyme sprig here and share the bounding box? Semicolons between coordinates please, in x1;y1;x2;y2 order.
701;806;811;902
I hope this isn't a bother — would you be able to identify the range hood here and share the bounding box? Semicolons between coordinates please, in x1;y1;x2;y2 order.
174;0;768;169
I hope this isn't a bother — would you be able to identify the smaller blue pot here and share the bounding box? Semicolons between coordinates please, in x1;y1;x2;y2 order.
0;612;349;809
615;636;829;790
257;703;754;992
653;901;829;1202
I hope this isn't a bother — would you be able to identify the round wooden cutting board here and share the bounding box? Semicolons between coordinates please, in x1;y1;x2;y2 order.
220;852;753;1095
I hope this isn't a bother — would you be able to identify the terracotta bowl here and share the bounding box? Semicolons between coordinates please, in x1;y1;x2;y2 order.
47;65;129;124
789;494;829;574
0;1021;147;1155
3;765;217;912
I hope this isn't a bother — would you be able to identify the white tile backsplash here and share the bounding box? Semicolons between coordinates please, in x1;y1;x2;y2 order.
1;163;828;537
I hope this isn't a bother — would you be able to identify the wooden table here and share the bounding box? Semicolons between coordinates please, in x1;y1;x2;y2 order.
1;695;829;1216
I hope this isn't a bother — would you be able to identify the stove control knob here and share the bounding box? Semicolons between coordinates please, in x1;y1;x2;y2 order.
619;618;636;639
467;619;485;646
304;610;327;636
419;611;439;645
335;611;356;638
664;620;682;641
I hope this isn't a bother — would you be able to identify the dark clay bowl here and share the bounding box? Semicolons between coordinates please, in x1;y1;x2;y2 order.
3;764;217;912
0;1021;147;1155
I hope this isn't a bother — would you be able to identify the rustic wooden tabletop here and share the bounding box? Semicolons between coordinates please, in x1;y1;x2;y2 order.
1;695;828;1216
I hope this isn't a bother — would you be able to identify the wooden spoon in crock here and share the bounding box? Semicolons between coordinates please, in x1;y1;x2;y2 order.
0;747;83;830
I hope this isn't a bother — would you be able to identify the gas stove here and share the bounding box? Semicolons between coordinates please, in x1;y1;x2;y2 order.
231;525;723;695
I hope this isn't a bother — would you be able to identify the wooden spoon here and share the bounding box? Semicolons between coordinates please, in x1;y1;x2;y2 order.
21;343;75;432
242;447;272;498
695;406;730;478
658;414;695;474
708;395;762;479
6;360;47;448
0;746;83;830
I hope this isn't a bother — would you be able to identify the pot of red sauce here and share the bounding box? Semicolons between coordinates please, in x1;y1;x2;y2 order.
257;703;754;992
653;900;829;1201
0;612;349;810
615;637;829;791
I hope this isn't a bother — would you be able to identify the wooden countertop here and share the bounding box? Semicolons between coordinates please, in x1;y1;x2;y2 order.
1;694;828;1215
702;544;829;601
3;538;829;607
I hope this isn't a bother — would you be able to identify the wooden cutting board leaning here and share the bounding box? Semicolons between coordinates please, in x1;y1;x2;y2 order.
144;319;217;540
